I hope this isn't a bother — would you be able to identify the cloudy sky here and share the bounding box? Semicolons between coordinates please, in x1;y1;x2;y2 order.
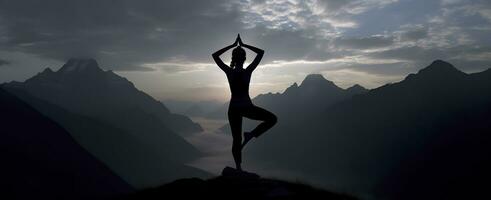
1;0;490;102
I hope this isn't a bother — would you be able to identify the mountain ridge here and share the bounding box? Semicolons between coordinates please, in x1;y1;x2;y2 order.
2;58;208;188
4;87;212;188
5;58;202;135
0;88;133;199
209;73;368;122
246;60;491;199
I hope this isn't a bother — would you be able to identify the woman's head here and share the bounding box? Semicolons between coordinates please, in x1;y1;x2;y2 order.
231;46;246;69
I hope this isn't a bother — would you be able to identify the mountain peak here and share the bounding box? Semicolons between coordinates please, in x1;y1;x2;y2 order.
301;74;329;86
418;60;464;76
402;60;468;84
42;67;54;73
300;73;341;90
37;67;55;77
347;84;365;90
283;82;299;94
24;67;56;83
346;84;368;95
302;74;327;83
58;58;103;73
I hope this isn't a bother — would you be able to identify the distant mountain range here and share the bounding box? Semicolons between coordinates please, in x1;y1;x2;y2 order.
253;73;368;117
217;73;368;134
2;58;209;188
245;60;491;199
210;74;368;120
169;74;367;120
4;58;202;135
0;88;132;199
3;58;490;199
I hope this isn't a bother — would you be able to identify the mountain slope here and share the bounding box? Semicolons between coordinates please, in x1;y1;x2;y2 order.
247;60;491;199
253;74;355;117
3;58;202;160
8;58;202;136
0;88;133;199
2;58;209;187
4;88;211;188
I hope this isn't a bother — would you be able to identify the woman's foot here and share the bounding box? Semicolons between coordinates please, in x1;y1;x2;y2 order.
242;131;254;149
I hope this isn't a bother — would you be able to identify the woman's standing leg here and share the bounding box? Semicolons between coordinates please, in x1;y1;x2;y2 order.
228;107;243;170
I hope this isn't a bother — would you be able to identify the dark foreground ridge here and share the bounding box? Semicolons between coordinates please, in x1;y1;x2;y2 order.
124;167;356;200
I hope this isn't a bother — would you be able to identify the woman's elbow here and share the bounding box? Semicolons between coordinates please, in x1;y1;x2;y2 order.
212;54;220;62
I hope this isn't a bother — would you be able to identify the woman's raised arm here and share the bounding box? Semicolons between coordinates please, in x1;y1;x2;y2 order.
239;37;264;72
212;37;239;73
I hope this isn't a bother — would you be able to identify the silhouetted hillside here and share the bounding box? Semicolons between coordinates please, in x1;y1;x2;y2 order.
246;60;491;199
0;88;132;199
124;167;356;200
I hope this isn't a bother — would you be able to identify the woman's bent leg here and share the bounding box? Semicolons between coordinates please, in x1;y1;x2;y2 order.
243;105;277;138
228;108;243;170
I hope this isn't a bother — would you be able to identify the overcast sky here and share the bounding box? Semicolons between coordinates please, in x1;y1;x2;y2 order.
1;0;490;102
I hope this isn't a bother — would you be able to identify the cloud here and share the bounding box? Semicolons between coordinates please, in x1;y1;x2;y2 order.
315;0;398;15
142;61;215;73
441;0;464;5
1;0;491;101
370;46;442;61
396;25;429;41
321;68;403;89
0;0;391;71
0;0;242;71
334;35;394;49
239;0;399;36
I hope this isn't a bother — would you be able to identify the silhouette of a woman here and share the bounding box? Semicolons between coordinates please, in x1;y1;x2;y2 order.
213;34;277;171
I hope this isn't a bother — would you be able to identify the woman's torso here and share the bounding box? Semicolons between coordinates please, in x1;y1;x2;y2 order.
226;68;252;107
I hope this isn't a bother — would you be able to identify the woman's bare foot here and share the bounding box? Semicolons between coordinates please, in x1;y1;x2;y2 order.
242;131;254;149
